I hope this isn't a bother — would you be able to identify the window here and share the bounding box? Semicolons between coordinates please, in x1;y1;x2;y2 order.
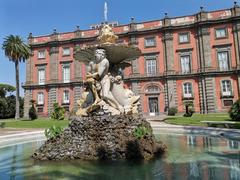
221;80;232;96
38;69;45;85
223;100;233;106
179;33;189;43
146;59;157;75
63;90;70;104
144;37;156;47
180;55;191;73
38;50;45;59
37;92;44;105
218;51;229;71
146;86;160;93
215;28;227;39
63;65;70;83
130;36;138;45
183;82;193;98
62;47;70;56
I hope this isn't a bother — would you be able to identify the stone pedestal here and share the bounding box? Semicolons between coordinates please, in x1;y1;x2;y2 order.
33;114;165;161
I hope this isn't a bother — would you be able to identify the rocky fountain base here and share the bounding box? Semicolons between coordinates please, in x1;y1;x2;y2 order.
32;114;166;161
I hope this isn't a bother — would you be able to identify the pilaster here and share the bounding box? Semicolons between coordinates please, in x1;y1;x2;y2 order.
198;27;212;69
232;22;240;68
167;80;178;108
132;82;142;112
131;59;139;74
48;88;57;115
74;86;82;109
205;77;217;113
49;47;59;83
162;32;174;72
74;60;82;81
23;89;32;118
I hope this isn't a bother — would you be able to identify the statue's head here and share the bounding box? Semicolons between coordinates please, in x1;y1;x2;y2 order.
95;48;106;61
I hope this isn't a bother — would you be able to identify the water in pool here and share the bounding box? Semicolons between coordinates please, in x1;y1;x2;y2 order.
0;133;239;180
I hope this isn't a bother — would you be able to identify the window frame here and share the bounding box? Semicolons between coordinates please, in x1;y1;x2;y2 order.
144;37;156;48
178;32;190;44
215;27;228;39
221;79;232;97
62;47;70;56
63;90;70;104
62;64;70;83
182;82;193;98
180;55;191;74
37;92;44;105
217;51;230;71
38;68;45;85
38;50;46;59
144;54;158;76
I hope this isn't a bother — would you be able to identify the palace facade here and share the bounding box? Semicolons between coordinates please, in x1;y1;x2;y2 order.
23;5;240;117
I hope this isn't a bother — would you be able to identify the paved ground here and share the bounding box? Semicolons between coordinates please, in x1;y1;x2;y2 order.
1;115;240;140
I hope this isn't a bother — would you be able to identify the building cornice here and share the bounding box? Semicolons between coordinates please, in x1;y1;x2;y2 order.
29;14;240;48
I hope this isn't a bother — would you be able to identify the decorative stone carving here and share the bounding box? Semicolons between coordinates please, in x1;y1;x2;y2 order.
75;24;142;116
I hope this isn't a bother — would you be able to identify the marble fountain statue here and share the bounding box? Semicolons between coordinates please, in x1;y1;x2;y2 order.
32;24;165;161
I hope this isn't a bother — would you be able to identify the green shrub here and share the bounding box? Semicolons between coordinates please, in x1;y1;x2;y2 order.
29;100;37;120
183;108;195;117
229;99;240;121
44;125;63;139
29;106;37;120
51;103;65;120
133;125;150;139
168;107;178;116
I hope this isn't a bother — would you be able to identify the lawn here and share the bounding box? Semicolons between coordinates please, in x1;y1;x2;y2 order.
0;118;69;129
164;113;240;128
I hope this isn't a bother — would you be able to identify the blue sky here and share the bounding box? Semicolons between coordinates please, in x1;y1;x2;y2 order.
0;0;237;96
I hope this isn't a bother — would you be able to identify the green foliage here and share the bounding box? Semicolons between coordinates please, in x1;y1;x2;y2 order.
29;100;37;120
51;103;65;120
44;125;63;139
2;35;31;63
0;84;15;98
168;107;178;116
229;99;240;121
183;108;195;117
0;84;24;119
133;125;150;139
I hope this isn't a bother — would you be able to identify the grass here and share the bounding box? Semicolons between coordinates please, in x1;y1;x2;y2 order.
164;113;240;129
0;118;69;129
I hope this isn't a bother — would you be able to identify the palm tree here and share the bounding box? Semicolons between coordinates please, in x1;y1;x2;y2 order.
2;35;31;119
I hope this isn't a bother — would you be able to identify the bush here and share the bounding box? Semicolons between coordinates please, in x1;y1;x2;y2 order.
183;108;195;117
29;100;37;120
229;99;240;121
44;126;63;139
133;125;150;139
168;107;178;116
29;106;37;120
51;103;65;120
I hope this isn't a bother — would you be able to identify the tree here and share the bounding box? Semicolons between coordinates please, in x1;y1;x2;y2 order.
2;35;31;119
229;99;240;121
0;84;23;119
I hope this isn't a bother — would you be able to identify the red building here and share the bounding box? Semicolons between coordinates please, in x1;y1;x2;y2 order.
23;5;240;117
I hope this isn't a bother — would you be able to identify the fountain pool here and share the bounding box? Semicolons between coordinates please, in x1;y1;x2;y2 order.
0;132;239;180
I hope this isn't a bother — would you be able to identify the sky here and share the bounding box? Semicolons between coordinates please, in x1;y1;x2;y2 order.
0;0;237;96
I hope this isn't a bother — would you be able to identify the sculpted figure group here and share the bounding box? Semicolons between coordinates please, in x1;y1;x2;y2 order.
76;48;140;116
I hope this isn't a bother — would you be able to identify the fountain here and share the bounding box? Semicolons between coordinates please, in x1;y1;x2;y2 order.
32;23;166;161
